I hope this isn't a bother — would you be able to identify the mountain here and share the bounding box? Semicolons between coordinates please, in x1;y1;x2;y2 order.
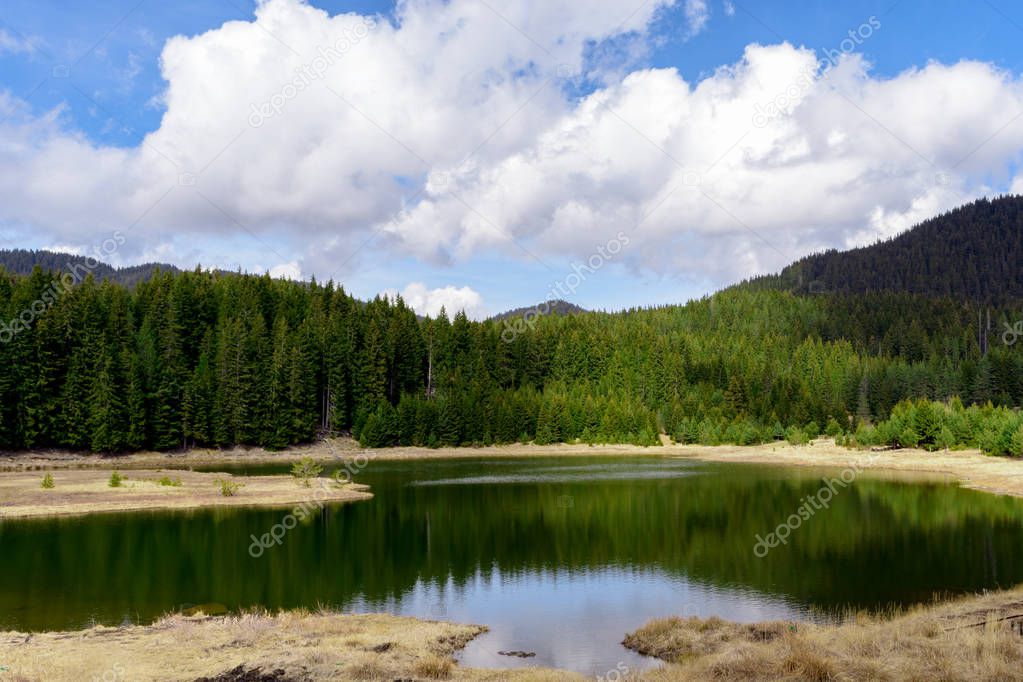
489;299;588;322
743;195;1023;303
0;249;180;287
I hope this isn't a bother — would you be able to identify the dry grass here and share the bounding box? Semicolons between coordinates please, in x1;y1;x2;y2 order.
0;468;370;519
628;588;1023;681
0;609;581;681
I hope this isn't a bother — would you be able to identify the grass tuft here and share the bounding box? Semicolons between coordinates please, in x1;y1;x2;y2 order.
411;655;454;679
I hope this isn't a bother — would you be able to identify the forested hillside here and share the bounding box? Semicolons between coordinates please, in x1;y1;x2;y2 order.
744;196;1023;302
1;262;1021;454
0;249;180;288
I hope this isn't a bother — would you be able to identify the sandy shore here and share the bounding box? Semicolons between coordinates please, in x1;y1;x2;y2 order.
0;468;371;519
0;610;578;681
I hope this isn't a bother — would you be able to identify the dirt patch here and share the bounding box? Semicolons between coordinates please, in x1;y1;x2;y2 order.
196;665;298;682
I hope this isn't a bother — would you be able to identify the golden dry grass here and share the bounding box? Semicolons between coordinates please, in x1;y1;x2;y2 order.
0;468;371;519
0;609;582;681
628;588;1023;681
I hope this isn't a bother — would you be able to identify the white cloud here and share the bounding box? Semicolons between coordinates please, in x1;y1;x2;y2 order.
269;260;302;279
40;243;85;256
684;0;710;38
384;282;486;320
384;45;1023;280
1;1;1023;292
0;28;38;55
0;0;675;264
723;1;736;18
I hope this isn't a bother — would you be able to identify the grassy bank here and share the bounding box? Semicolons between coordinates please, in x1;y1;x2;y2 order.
625;587;1023;681
0;468;371;519
0;609;578;681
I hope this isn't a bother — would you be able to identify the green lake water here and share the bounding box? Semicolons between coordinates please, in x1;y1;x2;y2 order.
2;455;1023;675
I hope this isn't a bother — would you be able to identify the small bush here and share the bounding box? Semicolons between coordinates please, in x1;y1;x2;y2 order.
41;473;54;489
108;471;123;488
291;457;323;487
785;426;808;446
158;476;182;487
216;478;242;497
804;421;821;440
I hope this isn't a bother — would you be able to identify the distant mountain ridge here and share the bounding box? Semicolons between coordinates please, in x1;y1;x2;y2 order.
0;249;180;287
489;299;588;322
9;195;1023;308
743;195;1023;303
0;250;591;319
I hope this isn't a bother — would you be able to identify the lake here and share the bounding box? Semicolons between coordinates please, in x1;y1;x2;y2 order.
2;455;1023;676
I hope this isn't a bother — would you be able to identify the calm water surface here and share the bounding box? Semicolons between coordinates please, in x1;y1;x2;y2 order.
3;455;1023;675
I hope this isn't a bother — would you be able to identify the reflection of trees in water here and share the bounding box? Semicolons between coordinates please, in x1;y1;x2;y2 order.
3;462;1023;630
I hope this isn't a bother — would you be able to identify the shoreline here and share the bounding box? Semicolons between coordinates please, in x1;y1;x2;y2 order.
626;585;1023;681
4;586;1022;681
0;610;579;681
0;468;372;520
4;437;1023;499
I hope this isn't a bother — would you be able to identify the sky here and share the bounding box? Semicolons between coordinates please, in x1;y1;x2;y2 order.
2;0;1023;318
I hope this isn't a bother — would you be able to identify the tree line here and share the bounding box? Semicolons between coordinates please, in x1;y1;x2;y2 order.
1;265;1021;453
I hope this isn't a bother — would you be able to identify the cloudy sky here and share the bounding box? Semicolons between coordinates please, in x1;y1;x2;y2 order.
2;0;1023;318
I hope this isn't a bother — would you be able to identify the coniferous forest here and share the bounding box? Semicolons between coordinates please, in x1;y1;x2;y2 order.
2;233;1023;456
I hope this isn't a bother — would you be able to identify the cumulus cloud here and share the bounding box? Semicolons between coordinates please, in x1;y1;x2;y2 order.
383;282;486;320
1;0;1023;289
384;44;1023;279
0;0;676;265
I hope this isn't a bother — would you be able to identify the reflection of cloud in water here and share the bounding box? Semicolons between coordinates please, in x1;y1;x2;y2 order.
345;566;811;676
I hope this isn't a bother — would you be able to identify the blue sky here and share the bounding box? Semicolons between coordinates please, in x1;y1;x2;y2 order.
2;0;1023;316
